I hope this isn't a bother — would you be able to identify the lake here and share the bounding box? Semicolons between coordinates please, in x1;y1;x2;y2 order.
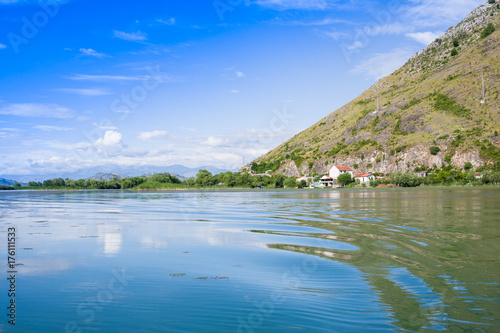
0;188;499;332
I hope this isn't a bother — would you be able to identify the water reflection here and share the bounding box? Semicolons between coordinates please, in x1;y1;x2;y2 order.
0;189;498;332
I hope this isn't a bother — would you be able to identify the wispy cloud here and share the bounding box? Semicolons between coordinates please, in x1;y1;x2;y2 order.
157;18;175;25
231;90;239;93
0;43;7;49
406;31;443;45
33;125;74;131
352;48;414;80
236;71;246;78
113;30;148;42
79;48;107;58
290;18;351;26
323;30;349;40
0;103;73;119
138;130;168;140
56;88;112;96
402;0;484;28
256;0;328;10
346;41;363;50
70;74;146;81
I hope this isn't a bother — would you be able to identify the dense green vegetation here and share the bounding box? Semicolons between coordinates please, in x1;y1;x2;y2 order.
481;22;495;38
16;171;303;191
6;166;500;191
432;93;471;118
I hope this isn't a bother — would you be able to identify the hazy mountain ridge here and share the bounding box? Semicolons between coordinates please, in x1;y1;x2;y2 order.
0;164;231;183
247;1;500;177
0;178;18;186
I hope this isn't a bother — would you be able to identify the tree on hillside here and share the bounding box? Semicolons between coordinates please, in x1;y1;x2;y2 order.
337;173;353;186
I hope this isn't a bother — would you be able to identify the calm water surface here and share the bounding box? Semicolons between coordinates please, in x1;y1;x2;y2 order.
0;188;499;332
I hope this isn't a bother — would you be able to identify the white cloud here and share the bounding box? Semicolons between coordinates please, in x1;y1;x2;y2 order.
93;123;118;130
352;48;414;80
323;30;349;40
236;71;246;78
93;130;125;156
57;88;112;96
113;30;147;42
406;31;443;45
402;0;484;28
256;0;328;10
201;136;228;147
157;18;175;25
79;48;107;58
0;43;6;49
69;73;170;82
0;103;73;119
366;22;409;37
33;125;73;131
0;127;22;131
292;18;350;26
231;90;239;93
346;41;363;50
96;131;123;146
137;130;168;140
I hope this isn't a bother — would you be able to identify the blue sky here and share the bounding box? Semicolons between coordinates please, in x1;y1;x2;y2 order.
0;0;484;175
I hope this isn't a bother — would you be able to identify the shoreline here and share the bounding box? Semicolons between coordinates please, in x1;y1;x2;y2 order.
3;184;500;193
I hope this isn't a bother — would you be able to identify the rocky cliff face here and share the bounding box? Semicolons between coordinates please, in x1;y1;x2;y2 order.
247;1;500;177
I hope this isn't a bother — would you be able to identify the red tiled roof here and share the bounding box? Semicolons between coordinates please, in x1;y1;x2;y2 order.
335;165;353;171
354;173;373;177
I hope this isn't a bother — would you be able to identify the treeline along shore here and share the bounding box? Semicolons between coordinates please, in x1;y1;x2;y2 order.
2;167;500;191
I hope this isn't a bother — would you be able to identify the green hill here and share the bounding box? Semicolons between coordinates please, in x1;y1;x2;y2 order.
247;1;500;177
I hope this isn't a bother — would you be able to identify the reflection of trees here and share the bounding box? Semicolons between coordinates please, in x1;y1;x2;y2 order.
262;189;500;331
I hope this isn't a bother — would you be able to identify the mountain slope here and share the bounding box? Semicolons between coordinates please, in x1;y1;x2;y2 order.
247;1;500;177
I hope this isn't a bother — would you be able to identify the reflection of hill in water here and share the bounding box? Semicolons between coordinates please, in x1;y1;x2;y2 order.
258;189;500;332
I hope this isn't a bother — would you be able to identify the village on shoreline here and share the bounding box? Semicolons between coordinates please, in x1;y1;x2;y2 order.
2;162;500;191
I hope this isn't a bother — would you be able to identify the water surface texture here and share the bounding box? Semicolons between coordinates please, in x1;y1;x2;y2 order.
0;189;499;332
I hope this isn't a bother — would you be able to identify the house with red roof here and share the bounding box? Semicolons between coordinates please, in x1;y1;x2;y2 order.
353;173;375;184
329;165;353;179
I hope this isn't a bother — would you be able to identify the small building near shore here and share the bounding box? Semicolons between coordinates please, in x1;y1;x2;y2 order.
296;176;311;183
353;173;375;184
329;165;353;179
416;171;428;178
317;175;335;187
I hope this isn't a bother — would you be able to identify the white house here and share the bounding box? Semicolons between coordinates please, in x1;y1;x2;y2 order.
329;165;353;179
354;173;375;184
296;176;310;183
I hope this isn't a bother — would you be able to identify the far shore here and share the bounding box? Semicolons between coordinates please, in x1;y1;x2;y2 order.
3;184;500;193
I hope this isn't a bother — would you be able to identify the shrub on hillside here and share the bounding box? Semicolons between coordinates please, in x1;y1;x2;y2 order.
430;146;441;155
481;23;495;39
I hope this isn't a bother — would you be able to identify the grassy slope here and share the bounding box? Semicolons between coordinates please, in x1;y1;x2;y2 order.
250;2;500;176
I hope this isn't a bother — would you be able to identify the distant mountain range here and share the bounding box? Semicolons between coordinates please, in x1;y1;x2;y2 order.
0;164;232;183
0;178;18;186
